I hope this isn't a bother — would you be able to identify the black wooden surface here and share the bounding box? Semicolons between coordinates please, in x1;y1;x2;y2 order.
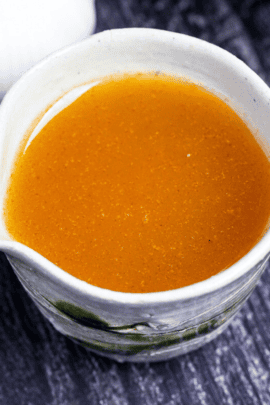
1;0;270;403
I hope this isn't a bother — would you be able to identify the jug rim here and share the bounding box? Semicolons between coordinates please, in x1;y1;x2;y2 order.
1;27;270;305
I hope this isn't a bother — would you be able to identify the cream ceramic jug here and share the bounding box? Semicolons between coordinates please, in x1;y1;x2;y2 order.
0;29;270;362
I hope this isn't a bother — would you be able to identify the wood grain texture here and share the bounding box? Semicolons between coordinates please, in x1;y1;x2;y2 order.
1;0;270;403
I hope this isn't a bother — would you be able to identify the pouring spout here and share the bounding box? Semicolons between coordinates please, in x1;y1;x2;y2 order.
0;239;34;261
0;238;63;284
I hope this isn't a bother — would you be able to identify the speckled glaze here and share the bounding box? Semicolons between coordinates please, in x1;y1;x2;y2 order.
0;29;270;362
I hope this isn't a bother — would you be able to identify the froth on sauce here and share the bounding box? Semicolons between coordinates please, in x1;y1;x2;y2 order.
4;72;270;293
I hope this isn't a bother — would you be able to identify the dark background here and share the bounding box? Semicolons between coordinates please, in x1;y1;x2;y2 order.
1;0;270;404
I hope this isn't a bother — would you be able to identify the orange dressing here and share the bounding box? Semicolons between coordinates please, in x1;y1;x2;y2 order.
4;73;270;293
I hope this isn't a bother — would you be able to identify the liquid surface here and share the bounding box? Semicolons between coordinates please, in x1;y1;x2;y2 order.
4;73;270;293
